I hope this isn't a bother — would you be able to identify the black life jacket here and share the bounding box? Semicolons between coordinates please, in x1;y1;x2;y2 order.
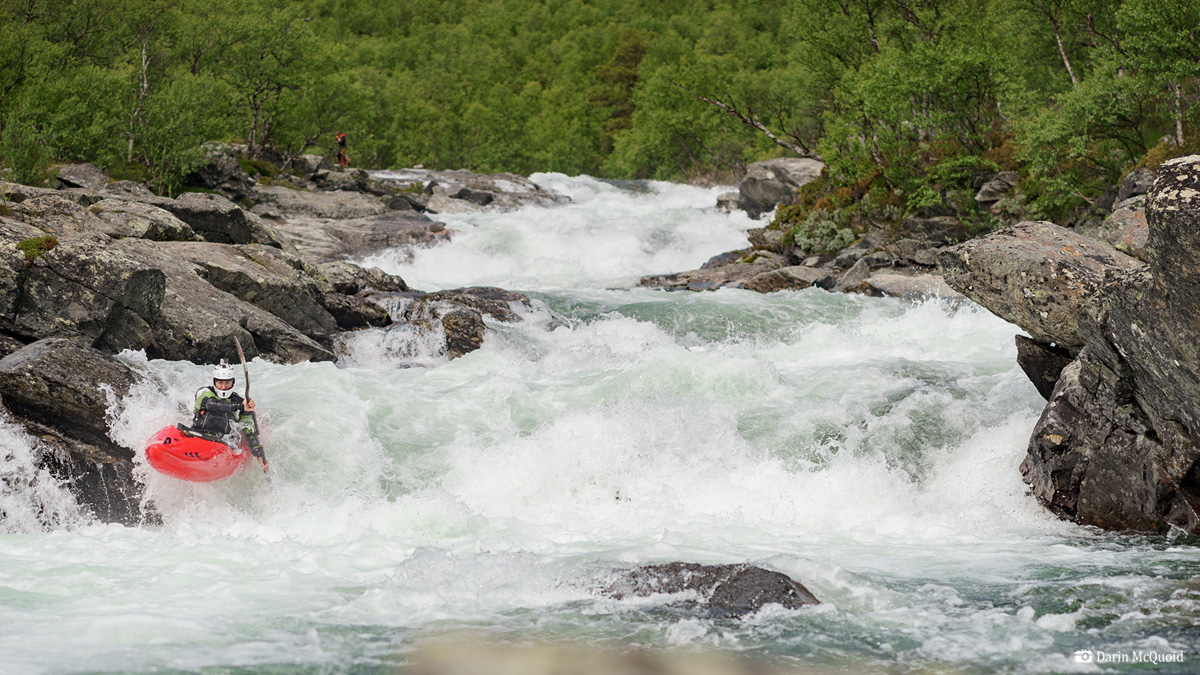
193;387;245;434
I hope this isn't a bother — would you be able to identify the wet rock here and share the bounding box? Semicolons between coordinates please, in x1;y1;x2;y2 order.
318;292;391;329
421;287;531;323
737;158;824;219
88;198;199;241
640;252;788;292
440;309;486;358
601;563;819;615
742;266;835;293
700;249;751;270
938;221;1142;351
716;191;739;211
1019;155;1200;534
856;272;965;301
0;338;146;525
252;185;385;220
835;257;871;290
375;168;569;213
1015;335;1074;400
55;163;109;190
0;231;167;351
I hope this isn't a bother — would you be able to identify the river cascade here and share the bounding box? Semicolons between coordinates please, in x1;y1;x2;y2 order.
1;174;1197;674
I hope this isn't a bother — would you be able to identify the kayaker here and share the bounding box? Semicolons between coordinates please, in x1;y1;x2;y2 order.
192;360;268;471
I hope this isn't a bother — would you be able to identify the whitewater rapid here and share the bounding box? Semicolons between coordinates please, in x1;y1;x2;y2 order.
1;175;1197;674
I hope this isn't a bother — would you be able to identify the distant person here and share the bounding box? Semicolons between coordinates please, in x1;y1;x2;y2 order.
336;132;350;167
192;360;268;471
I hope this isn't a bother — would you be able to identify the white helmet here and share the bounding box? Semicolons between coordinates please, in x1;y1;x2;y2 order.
213;360;236;398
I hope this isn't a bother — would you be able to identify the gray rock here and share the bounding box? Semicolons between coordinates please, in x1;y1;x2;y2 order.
1015;335;1074;401
716;191;739;211
640;251;788;292
737;158;824;219
0;338;147;525
290;154;333;176
742;265;836;293
158;242;339;341
165;192;283;247
56;163;109;190
88;198;199;241
938;221;1142;351
0;232;167;350
1;181;60;203
1116;167;1155;203
746;227;785;252
271;210;450;263
440;309;486;358
1093;197;1148;260
7;195;110;236
1018;155;1200;534
858;272;965;301
101;181;156;200
420;287;531;323
374;168;569;213
316;261;408;295
312;168;368;192
974;171;1020;204
251;185;385;220
836;257;871;290
601;563;819;615
903;216;970;246
184;147;256;200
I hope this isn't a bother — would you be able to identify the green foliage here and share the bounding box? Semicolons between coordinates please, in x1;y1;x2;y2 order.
782;210;857;255
16;235;59;264
0;0;1193;214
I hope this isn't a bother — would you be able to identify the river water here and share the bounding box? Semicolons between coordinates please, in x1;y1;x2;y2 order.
1;175;1197;674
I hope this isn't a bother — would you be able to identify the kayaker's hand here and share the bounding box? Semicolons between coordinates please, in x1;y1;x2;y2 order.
259;456;269;472
244;398;256;412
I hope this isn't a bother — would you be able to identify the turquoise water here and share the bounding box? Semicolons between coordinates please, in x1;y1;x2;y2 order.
0;176;1196;674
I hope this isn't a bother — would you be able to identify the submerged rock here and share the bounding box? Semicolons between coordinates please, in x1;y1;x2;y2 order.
375;168;569;213
601;563;819;615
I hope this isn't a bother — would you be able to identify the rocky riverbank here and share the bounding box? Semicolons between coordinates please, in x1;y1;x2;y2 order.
939;157;1200;534
0;147;569;524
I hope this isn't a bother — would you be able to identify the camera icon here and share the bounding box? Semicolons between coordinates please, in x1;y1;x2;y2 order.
1073;649;1094;663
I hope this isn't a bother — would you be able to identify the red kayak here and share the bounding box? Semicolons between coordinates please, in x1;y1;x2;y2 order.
145;425;250;482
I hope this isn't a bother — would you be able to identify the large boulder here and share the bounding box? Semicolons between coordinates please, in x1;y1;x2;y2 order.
183;147;256;200
0;231;167;350
1020;155;1200;534
55;163;109;190
158;241;339;341
938;221;1142;351
251;185;386;220
87;198;199;241
737;158;824;219
6;195;111;236
271;210;449;263
601;563;819;615
0;224;331;363
1091;195;1148;260
161;192;283;248
0;338;147;524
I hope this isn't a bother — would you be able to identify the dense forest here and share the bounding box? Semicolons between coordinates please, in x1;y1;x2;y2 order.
0;0;1197;220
